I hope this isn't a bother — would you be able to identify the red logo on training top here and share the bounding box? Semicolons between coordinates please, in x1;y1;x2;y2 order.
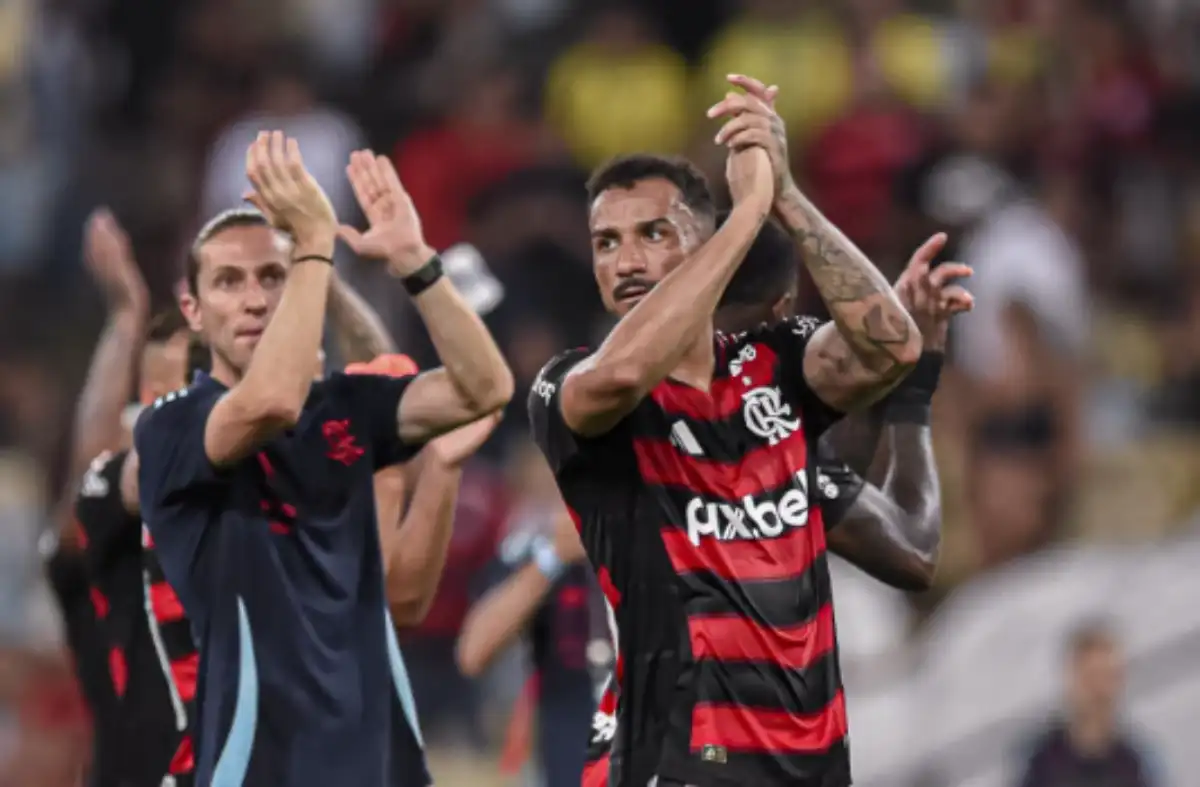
323;420;364;466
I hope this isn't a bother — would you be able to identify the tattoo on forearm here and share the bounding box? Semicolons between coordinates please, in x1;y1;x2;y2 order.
779;190;914;367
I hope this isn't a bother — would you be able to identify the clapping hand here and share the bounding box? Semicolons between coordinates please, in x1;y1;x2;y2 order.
243;131;338;252
84;208;147;315
708;74;791;196
338;150;434;277
894;233;974;350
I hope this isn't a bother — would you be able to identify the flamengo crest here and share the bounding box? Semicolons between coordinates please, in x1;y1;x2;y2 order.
741;386;800;446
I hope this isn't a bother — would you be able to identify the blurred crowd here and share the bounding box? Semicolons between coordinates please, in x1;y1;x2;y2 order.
3;0;1200;784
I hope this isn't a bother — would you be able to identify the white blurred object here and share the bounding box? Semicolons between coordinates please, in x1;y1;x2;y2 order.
442;243;504;316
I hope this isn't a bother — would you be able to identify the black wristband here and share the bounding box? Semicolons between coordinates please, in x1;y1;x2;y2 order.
883;401;931;425
402;254;444;297
294;254;334;265
882;352;943;424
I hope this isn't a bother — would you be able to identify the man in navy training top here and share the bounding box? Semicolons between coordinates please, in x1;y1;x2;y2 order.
135;132;514;787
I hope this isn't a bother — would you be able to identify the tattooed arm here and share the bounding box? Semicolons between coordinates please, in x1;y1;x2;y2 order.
327;272;396;364
820;257;973;590
781;196;926;411
709;75;923;411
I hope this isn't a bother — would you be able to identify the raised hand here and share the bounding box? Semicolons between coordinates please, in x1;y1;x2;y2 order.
894;233;974;351
84;208;147;314
726;145;774;209
708;74;790;194
429;412;502;467
338;150;434;276
244;131;337;251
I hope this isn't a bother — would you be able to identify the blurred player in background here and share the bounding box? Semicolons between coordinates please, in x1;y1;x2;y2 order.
135;135;511;787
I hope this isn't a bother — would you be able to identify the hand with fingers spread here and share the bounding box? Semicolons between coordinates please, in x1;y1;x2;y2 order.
244;131;338;254
84;208;148;314
338;150;434;276
708;73;792;195
894;233;974;351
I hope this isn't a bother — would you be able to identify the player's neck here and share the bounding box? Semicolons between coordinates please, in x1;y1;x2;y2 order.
208;355;244;389
668;321;716;392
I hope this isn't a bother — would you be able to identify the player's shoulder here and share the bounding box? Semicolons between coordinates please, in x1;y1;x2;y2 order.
134;378;223;443
529;346;592;411
718;314;824;349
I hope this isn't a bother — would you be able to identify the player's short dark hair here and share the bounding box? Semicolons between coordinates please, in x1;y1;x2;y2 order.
719;216;798;308
585;154;716;223
146;307;188;344
185;207;273;294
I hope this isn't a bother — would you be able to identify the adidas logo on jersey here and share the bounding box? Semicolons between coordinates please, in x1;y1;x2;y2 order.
684;471;810;545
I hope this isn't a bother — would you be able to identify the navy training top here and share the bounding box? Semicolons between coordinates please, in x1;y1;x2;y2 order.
135;371;430;787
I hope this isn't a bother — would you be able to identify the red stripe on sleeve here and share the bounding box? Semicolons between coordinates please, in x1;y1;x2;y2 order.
169;734;195;774
688;604;836;667
690;691;847;755
648;344;779;420
171;653;199;702
149;581;186;623
659;524;819;582
632;430;808;499
582;754;610;787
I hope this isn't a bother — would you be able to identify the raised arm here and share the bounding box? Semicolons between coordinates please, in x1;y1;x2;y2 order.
50;210;148;543
202;132;340;466
327;271;397;364
562;148;774;437
456;511;585;677
338;151;513;445
710;75;923;411
823;261;973;590
384;413;500;625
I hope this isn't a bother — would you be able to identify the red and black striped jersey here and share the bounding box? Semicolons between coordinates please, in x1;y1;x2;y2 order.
529;316;852;787
575;454;865;787
142;525;197;786
53;449;194;787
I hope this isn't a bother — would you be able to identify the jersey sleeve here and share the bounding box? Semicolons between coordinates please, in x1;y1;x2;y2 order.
812;446;865;530
763;315;844;438
73;450;138;568
527;349;595;475
134;386;227;515
335;371;420;469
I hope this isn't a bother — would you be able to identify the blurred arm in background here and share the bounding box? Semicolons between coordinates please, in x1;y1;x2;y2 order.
455;508;585;677
49;209;147;549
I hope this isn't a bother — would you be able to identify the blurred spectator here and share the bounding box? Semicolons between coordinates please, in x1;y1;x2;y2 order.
202;57;365;221
396;63;540;251
697;0;956;150
1017;621;1159;787
544;3;690;170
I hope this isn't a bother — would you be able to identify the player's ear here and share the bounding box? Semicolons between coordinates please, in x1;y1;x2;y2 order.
772;292;795;323
179;292;202;333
